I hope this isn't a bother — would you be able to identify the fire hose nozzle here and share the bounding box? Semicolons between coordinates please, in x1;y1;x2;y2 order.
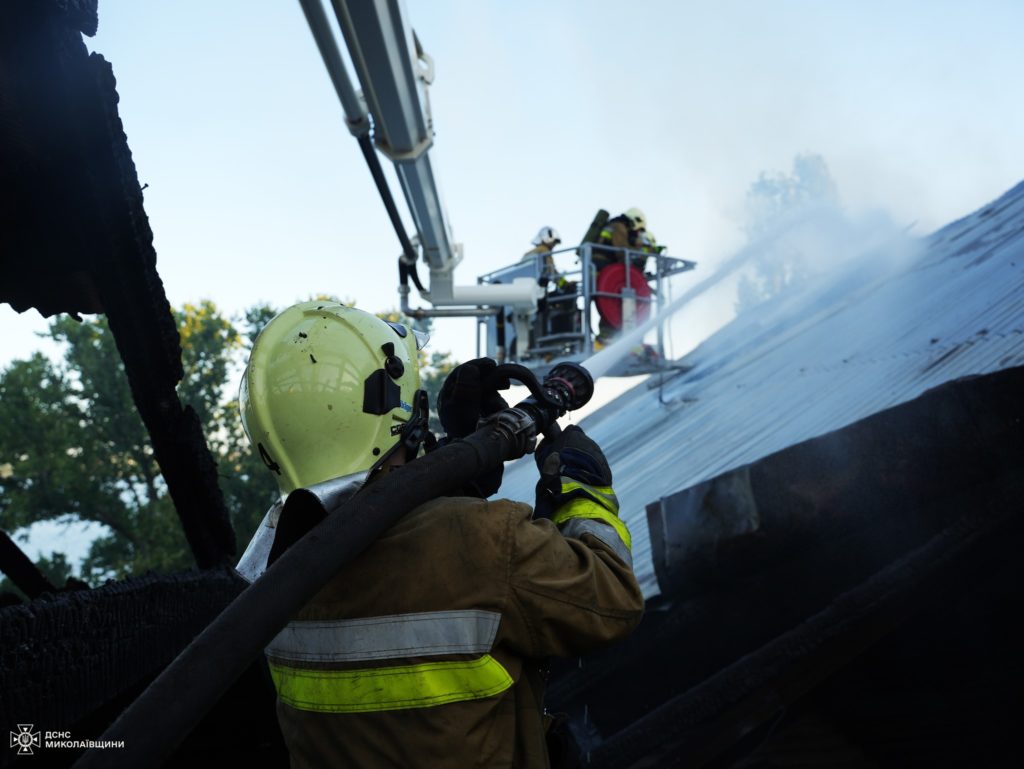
480;362;595;457
543;362;595;413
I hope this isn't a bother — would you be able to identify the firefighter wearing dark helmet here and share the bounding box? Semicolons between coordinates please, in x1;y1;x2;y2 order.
236;301;643;768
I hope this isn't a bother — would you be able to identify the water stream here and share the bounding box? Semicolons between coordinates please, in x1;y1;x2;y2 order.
583;236;765;379
581;203;909;381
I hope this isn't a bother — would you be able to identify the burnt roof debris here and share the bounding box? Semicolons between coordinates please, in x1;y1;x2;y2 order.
0;1;236;569
0;529;55;601
545;365;1024;767
0;568;287;766
591;490;1022;768
646;366;1024;601
1;0;102;318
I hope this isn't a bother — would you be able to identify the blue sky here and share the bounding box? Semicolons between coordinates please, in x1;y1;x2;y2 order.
3;1;1024;564
2;0;1023;367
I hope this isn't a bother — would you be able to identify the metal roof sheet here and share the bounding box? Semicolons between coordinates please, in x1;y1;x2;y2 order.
498;181;1024;597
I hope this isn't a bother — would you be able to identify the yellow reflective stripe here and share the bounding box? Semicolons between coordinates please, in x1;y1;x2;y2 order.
269;654;513;714
560;480;618;513
552;498;632;551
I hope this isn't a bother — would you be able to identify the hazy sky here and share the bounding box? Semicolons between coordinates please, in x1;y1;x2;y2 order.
2;0;1023;368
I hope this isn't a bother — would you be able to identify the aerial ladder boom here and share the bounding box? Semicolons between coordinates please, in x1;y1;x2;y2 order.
298;0;539;313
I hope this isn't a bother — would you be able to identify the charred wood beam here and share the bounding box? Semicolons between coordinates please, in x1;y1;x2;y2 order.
0;530;55;600
547;365;1024;754
0;1;235;568
0;568;246;742
0;0;102;316
586;480;1022;769
648;366;1024;599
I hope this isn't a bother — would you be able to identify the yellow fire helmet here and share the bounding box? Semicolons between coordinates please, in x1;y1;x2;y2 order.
239;301;429;495
624;207;647;231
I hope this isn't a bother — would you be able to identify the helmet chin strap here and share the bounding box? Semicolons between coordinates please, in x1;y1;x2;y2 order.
367;388;433;478
401;389;434;458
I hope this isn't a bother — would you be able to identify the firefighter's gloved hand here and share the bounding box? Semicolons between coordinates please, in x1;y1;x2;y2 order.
533;425;615;520
535;425;612;486
437;358;510;498
438;358;510;439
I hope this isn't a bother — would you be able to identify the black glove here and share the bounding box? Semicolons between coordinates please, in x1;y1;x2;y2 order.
438;358;510;439
533;425;615;520
437;358;510;497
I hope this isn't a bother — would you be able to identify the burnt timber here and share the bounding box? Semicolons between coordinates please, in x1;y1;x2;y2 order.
0;0;234;571
549;365;1024;768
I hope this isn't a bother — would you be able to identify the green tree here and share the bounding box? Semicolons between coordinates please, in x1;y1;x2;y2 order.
736;153;840;314
0;302;279;584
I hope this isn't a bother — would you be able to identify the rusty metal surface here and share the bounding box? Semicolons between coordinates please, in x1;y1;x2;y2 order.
499;180;1024;597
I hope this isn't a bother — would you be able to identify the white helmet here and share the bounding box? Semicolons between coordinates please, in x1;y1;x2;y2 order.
624;207;647;231
531;226;562;248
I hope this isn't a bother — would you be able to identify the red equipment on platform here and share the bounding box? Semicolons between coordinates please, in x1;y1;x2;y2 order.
595;263;652;329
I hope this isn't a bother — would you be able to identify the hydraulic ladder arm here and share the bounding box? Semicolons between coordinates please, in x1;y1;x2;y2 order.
298;0;540;314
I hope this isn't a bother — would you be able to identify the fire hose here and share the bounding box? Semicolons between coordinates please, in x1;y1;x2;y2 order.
75;362;594;768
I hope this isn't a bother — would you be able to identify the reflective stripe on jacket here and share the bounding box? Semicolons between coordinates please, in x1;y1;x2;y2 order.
267;610;511;713
270;495;643;769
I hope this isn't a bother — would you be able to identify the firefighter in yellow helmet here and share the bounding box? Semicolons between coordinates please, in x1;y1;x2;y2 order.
237;300;643;769
593;207;647;271
590;208;649;346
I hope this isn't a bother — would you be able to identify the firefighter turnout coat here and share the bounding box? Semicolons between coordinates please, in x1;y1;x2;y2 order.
266;495;644;768
593;216;637;270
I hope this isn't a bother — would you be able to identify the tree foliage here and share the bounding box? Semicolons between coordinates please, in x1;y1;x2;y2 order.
0;300;457;588
736;153;839;314
0;302;279;584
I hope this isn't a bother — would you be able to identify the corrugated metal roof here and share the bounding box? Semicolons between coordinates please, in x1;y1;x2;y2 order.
498;181;1024;597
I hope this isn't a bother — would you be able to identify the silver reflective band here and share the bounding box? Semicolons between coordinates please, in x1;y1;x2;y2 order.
288;472;365;518
560;517;633;569
412;328;430;350
235;498;284;583
266;610;501;663
235;472;364;584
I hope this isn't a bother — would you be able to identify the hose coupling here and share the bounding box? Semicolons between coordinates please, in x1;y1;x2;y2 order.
478;407;538;459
